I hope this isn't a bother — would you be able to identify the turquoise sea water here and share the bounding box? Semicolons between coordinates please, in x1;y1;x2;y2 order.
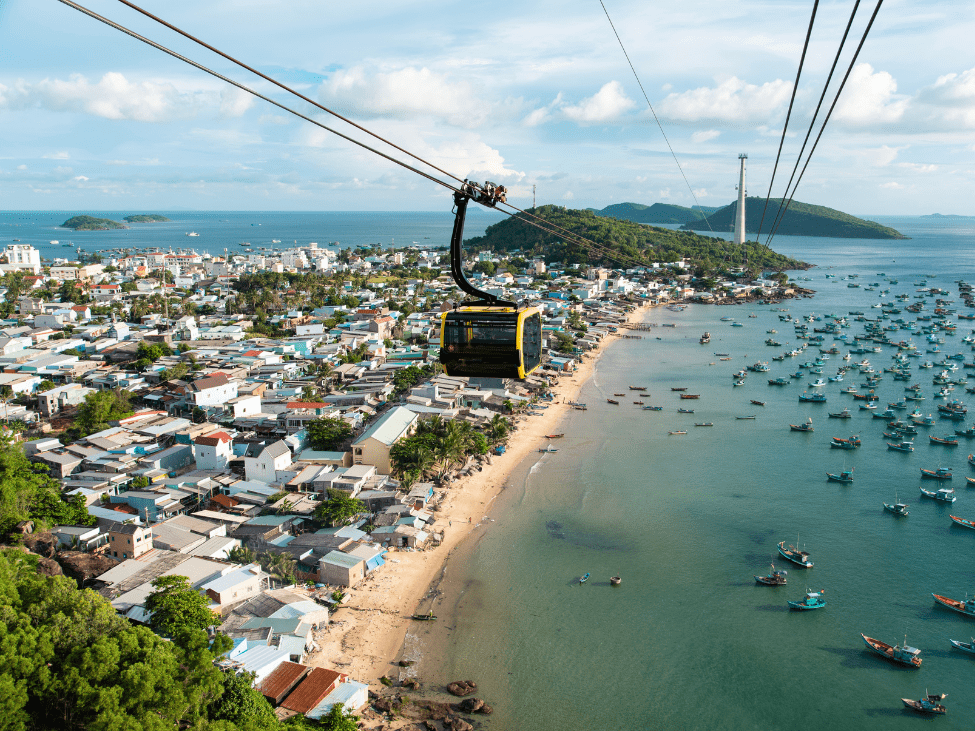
418;219;975;730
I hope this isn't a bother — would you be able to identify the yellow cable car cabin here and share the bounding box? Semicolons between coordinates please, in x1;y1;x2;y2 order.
440;305;543;379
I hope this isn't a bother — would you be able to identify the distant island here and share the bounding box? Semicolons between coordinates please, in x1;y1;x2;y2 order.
123;214;170;223
61;215;127;231
593;199;906;239
921;213;975;219
466;204;809;271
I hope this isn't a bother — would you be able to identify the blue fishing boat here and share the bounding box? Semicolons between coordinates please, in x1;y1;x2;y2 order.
901;693;947;715
790;418;814;432
826;468;854;483
920;466;952;479
883;493;909;516
861;633;922;668
920;485;956;502
754;563;788;586
798;392;826;402
886;441;914;452
579;573;590;584
787;589;826;611
830;435;860;449
932;592;975;617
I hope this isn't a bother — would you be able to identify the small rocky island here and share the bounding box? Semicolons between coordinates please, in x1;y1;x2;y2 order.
123;214;170;223
61;215;127;231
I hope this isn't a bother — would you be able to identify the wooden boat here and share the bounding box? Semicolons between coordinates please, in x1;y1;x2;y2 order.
830;435;861;448
930;435;959;446
607;399;619;405
538;443;558;453
736;415;756;420
412;613;438;621
629;386;648;390
694;422;714;427
949;638;975;655
777;538;813;568
788;589;826;611
969;452;975;467
614;392;626;396
642;405;663;411
790;417;814;432
579;573;590;584
920;466;952;479
955;426;975;437
886;441;914;452
633;401;644;405
750;400;766;406
677;408;694;414
932;592;975;617
861;634;922;667
610;575;622;586
901;694;947;715
798;392;826;402
826;468;855;484
668;430;687;435
949;514;975;529
679;393;700;399
828;408;852;418
884;496;909;516
920;485;956;502
544;434;564;439
754;563;788;586
670;387;687;392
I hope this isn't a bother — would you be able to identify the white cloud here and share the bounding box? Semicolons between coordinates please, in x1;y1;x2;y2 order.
562;82;635;123
880;181;904;189
563;190;575;200
856;145;905;167
16;165;26;170
692;188;709;198
833;64;908;126
691;130;721;143
43;151;69;160
658;77;792;124
421;135;525;182
899;162;938;172
72;175;88;181
910;67;975;129
318;66;485;128
219;88;254;118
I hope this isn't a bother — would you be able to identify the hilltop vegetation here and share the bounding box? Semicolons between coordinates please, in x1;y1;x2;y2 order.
123;214;170;223
680;197;906;239
465;205;809;271
593;202;705;225
61;215;126;231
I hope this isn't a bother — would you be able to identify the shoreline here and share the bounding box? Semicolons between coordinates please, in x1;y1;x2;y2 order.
304;303;652;694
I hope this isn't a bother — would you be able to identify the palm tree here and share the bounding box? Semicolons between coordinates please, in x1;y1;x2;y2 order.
227;545;257;564
486;414;510;445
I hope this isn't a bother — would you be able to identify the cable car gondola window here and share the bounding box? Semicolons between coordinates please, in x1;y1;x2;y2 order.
521;311;542;374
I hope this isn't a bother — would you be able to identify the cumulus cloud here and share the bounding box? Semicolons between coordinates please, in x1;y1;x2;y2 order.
910;67;975;130
658;77;792;124
880;181;904;189
562;82;635;123
833;64;908;126
0;72;256;122
43;151;69;160
856;145;904;167
421;135;525;182
318;66;486;128
691;130;721;143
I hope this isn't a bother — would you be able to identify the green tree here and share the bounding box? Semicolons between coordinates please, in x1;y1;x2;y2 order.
36;379;56;393
144;574;219;642
76;389;133;436
130;475;150;489
315;488;367;526
306;416;352;450
318;704;360;731
257;551;297;583
227;545;257;564
211;670;279;728
0;442;94;532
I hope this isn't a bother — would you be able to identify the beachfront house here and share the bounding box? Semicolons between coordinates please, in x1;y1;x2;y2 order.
350;405;418;475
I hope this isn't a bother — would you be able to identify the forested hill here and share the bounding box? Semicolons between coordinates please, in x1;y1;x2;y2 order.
680;197;906;239
592;202;705;225
464;206;809;271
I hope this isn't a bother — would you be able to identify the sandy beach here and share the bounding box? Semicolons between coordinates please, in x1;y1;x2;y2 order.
305;303;650;690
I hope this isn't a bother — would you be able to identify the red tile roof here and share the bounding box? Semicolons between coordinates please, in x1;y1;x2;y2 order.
194;430;231;446
286;402;330;409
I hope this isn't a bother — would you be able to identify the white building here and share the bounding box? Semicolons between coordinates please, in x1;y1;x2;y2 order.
193;430;233;471
244;440;293;483
0;245;41;274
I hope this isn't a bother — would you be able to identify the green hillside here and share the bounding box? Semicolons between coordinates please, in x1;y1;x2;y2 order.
465;205;809;271
680;197;906;239
595;202;705;225
61;215;126;231
123;214;170;223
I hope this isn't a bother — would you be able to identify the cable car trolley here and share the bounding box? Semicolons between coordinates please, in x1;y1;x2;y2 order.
439;181;543;379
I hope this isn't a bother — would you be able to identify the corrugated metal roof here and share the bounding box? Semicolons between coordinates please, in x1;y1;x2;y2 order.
281;667;342;713
307;680;368;719
352;406;416;447
256;661;309;702
320;550;363;569
269;600;328;621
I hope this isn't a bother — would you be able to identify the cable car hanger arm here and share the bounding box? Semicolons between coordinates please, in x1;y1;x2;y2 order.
449;181;516;309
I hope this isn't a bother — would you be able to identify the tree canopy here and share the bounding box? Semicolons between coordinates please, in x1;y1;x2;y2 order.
75;389;133;436
306;417;353;451
315;488;367;526
0;442;93;534
145;574;220;642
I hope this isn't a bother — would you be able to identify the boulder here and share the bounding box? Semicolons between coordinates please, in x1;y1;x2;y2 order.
446;680;476;697
35;557;63;577
402;677;420;691
459;698;484;714
448;719;473;731
478;704;493;715
373;699;394;714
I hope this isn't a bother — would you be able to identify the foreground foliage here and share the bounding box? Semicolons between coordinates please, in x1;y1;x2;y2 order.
0;443;93;534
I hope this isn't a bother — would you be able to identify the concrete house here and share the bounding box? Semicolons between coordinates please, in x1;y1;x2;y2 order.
193;431;233;471
184;373;238;408
107;522;153;560
244;440;293;483
350;406;418;475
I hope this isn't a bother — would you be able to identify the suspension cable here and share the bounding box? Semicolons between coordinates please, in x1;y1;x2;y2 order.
767;0;884;247
755;0;819;242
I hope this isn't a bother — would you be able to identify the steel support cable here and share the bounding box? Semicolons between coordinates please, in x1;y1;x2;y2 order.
598;0;714;234
763;0;860;248
755;0;819;242
57;0;649;271
767;0;884;248
114;0;468;189
54;0;458;194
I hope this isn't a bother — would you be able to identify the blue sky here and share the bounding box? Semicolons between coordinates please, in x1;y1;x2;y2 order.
1;0;973;214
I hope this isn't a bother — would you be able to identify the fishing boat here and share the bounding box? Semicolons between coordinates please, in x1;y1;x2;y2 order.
750;400;766;406
642;405;663;411
754;564;788;586
633;401;644;405
607;399;619;405
950;514;975;529
768;377;790;385
680;394;701;399
671;387;687;392
579;573;590;584
630;386;648;391
828;408;852;419
930;435;959;445
668;430;687;435
788;589;826;611
887;441;915;452
920;485;956;502
826;468;855;483
920;466;952;479
901;693;947;715
949;638;975;655
777;538;813;568
932;592;975;617
970;452;975;467
736;415;756;420
884;493;909;516
798;392;826;402
610;575;622;586
544;434;565;439
412;613;438;621
694;422;714;427
860;634;922;667
790;418;814;432
700;332;711;344
830;435;861;448
614;392;626;396
538;443;558;453
677;408;694;414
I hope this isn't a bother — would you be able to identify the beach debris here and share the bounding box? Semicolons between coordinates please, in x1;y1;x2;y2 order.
447;680;477;697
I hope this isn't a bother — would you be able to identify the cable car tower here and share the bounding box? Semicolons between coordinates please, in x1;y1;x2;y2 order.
733;154;747;247
439;181;543;379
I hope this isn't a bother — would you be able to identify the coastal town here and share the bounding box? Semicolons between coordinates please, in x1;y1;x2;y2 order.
0;237;798;728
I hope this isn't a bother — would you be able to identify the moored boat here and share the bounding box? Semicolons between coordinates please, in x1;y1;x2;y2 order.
901;694;947;715
579;573;590;584
886;441;914;452
949;514;975;529
932;592;975;617
607;399;619;405
828;408;852;419
826;468;854;483
790;417;814;432
787;589;826;611
545;434;565;439
920;485;956;502
668;430;687;435
949;638;975;655
860;633;922;667
798;392;827;402
754;563;788;586
750;400;766;406
930;435;959;445
777;538;813;568
884;496;909;516
679;393;701;399
920;466;952;479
